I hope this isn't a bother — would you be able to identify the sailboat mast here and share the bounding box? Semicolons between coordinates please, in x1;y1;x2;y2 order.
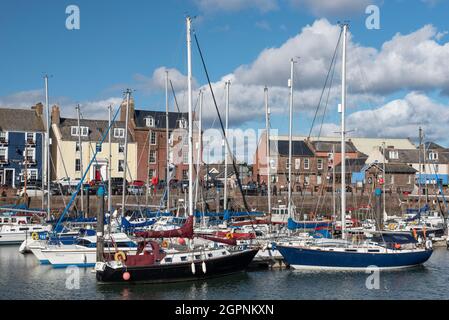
165;70;170;211
108;105;112;214
187;16;194;217
340;24;348;239
121;89;131;215
382;141;387;217
265;87;271;216
44;75;51;220
224;81;230;211
288;59;294;220
76;105;84;215
195;90;203;207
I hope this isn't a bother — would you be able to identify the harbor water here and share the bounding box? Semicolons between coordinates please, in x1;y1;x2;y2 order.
1;246;448;300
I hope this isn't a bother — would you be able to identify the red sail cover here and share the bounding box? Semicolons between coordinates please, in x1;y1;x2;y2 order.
135;216;194;239
198;234;237;245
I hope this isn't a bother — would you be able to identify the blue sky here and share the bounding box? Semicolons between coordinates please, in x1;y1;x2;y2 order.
1;0;449;147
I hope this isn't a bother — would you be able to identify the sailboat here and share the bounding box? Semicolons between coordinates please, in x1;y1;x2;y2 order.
95;17;258;284
277;24;433;270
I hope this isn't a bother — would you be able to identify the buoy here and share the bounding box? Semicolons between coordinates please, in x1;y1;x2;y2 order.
178;238;186;245
202;261;207;274
191;262;196;275
123;272;131;281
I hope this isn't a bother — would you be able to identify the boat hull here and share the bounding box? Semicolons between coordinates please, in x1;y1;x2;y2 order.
277;246;433;271
96;249;258;284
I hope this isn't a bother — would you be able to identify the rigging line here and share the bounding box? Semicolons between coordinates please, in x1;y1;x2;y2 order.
308;29;343;139
193;32;251;214
170;80;182;114
318;43;339;139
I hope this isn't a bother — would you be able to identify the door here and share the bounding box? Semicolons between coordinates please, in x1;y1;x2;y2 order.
5;169;14;187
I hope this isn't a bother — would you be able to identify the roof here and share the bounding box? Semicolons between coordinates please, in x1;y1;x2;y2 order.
271;136;416;156
384;149;449;164
134;110;188;129
0;108;45;132
274;140;314;157
58;118;134;142
335;158;368;172
310;140;358;153
425;142;446;151
368;163;417;174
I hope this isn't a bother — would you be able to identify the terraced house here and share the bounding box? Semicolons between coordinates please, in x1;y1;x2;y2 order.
0;104;45;188
50;105;137;183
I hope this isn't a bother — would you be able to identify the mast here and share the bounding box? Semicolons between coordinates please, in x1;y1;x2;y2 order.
382;141;387;219
165;70;170;211
332;144;336;224
187;16;194;217
76;105;84;215
44;75;51;220
340;23;348;239
195;90;203;207
265;87;271;217
121;89;131;216
224;80;230;211
418;127;422;209
288;59;294;220
108;105;112;214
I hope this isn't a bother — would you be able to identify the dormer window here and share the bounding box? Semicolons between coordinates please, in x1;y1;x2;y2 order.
113;128;125;138
71;126;88;137
177;119;187;129
145;117;155;128
389;151;399;160
429;152;438;160
0;131;8;143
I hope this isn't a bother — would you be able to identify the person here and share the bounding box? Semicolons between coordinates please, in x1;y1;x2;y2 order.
272;184;277;196
417;235;423;246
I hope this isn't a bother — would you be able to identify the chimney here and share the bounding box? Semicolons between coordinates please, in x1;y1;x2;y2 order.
32;102;44;117
51;105;60;125
120;97;135;122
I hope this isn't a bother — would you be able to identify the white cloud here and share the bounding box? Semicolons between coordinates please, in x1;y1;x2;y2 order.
0;90;45;109
288;0;375;16
193;0;278;13
317;92;449;144
134;67;197;94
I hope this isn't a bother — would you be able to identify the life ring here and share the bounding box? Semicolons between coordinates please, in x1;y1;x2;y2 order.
388;223;396;231
114;251;127;262
225;233;234;240
161;240;169;248
31;232;39;241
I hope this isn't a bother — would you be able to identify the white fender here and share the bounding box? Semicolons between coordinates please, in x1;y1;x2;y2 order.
191;262;196;275
202;261;207;274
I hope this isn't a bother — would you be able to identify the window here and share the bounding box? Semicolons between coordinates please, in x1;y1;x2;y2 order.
118;160;125;172
149;150;157;164
0;147;8;162
150;131;157;145
25;148;35;162
304;158;310;170
182;170;188;180
182;151;188;164
96;143;102;152
178;119;187;129
429;152;438;160
148;169;155;178
21;169;38;182
295;159;300;170
0;131;7;142
25;132;35;144
75;142;80;152
304;175;310;185
145;117;155;128
389;150;399;160
317;159;324;170
114;128;125;138
286;159;290;170
408;175;412;184
71;126;88;137
118;143;125;153
75;159;81;172
317;174;322;185
435;164;439;173
390;175;395;185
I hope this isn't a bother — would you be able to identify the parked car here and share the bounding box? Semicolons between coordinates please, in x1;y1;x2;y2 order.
127;185;144;196
109;178;128;195
54;177;81;187
16;186;48;197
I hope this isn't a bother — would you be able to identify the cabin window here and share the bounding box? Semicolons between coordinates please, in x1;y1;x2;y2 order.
145;117;155;128
195;255;201;260
208;253;213;258
150;131;157;145
180;256;187;262
19;227;29;231
164;257;172;263
221;251;226;256
113;128;125;139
